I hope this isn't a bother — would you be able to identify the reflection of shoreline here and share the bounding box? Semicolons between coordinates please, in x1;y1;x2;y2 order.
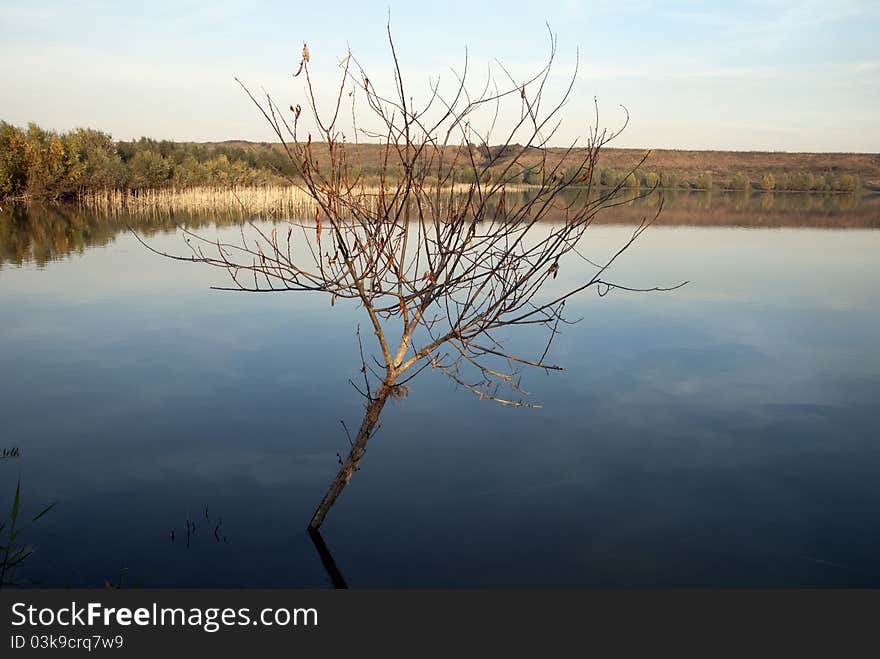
594;190;878;228
1;191;878;267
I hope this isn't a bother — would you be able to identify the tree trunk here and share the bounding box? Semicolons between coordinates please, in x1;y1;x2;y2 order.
307;381;393;530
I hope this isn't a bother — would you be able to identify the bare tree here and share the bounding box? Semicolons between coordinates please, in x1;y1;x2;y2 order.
147;26;684;531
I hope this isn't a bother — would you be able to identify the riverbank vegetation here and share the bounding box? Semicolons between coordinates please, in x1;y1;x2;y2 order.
0;120;872;205
3;190;876;270
0;121;294;201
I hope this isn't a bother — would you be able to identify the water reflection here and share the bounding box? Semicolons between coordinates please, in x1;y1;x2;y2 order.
1;190;877;268
309;530;348;589
1;203;880;587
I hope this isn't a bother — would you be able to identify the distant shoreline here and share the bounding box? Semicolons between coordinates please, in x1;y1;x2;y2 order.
1;121;877;203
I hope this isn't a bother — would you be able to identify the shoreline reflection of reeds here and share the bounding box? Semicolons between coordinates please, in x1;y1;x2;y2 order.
1;189;877;268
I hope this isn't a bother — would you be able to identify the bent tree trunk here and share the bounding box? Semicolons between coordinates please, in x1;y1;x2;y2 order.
308;381;394;530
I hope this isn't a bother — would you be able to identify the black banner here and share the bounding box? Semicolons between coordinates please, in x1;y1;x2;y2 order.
1;590;877;656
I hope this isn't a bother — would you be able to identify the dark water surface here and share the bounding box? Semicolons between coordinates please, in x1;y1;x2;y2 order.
1;197;879;587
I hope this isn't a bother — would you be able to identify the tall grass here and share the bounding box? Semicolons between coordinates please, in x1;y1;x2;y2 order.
0;479;56;588
76;183;536;218
78;185;319;217
68;180;868;221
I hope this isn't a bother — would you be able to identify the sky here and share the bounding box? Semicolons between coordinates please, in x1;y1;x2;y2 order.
1;0;878;152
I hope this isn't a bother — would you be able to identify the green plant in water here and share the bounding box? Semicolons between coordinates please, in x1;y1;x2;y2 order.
0;479;56;588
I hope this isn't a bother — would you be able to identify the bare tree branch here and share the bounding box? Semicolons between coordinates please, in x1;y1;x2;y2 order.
146;27;684;530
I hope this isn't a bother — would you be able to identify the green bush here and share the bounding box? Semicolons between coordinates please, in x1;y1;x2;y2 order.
811;175;828;192
600;168;621;187
832;174;859;192
520;166;542;185
726;171;750;191
643;172;660;188
694;171;713;190
659;171;678;189
127;150;172;189
791;172;814;191
0;122;27;196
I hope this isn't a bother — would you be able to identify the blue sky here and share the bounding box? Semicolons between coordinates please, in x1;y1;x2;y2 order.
1;0;878;151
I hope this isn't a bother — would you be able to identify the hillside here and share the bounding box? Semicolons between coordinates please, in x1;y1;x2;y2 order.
210;140;880;189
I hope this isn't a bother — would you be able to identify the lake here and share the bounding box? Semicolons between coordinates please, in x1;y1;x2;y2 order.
2;192;879;587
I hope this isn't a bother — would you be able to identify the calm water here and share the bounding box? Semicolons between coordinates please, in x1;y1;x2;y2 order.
1;196;880;587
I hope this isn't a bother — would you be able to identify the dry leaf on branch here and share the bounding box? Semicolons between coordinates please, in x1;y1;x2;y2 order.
293;42;310;77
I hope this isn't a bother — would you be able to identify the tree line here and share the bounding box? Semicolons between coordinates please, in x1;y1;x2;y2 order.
532;166;860;193
0;121;296;201
0;120;863;202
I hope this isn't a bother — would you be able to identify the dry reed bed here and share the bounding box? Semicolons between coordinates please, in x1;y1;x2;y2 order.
76;183;530;219
79;186;320;217
73;185;875;227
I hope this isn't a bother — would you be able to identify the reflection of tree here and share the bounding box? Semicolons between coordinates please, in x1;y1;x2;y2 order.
730;190;750;211
1;190;873;269
308;529;348;589
0;205;249;269
695;191;712;210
